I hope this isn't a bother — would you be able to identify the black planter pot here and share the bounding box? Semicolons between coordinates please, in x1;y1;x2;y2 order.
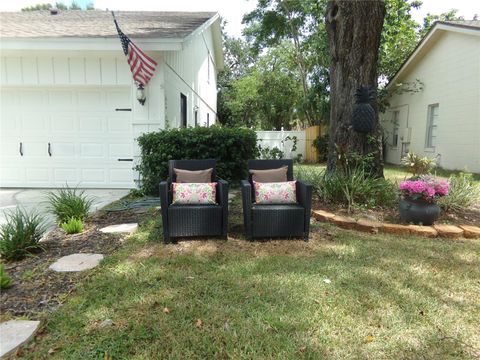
399;198;440;226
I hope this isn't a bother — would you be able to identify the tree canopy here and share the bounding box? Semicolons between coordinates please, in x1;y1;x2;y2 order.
217;0;463;131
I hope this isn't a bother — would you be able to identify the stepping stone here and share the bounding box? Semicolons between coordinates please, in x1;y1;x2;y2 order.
228;193;236;200
408;225;438;238
330;215;356;229
100;223;138;234
49;253;104;272
459;225;480;239
433;224;464;239
311;210;335;222
380;223;411;235
355;219;382;234
0;320;40;358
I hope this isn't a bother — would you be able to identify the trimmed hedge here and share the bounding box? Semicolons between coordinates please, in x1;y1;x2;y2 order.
136;126;258;194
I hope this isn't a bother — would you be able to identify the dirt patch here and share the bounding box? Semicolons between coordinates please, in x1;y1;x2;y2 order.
0;209;143;321
312;200;480;226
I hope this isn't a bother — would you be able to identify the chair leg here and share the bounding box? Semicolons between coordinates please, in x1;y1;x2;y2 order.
303;234;309;242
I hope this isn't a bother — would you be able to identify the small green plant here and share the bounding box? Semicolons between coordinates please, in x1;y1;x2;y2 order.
0;208;46;261
0;263;12;289
46;186;93;224
401;152;436;175
60;218;84;234
257;145;284;159
438;172;480;211
312;134;329;162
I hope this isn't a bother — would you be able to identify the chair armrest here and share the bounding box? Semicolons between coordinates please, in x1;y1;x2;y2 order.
240;180;253;239
217;180;229;237
296;180;312;209
296;180;313;239
159;181;170;243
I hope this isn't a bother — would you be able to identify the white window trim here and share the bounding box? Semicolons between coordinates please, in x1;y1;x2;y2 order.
425;103;439;151
391;110;400;149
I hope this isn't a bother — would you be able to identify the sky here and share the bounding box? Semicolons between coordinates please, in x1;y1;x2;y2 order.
0;0;478;37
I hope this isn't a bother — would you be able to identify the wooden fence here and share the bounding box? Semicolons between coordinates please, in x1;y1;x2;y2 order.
305;124;328;162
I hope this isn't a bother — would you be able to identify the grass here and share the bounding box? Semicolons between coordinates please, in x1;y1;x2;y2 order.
24;196;480;359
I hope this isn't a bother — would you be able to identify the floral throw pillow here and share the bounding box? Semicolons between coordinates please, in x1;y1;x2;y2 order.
172;183;217;205
253;181;297;204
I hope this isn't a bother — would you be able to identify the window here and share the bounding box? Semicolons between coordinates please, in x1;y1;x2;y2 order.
425;104;439;149
180;93;187;128
392;110;400;147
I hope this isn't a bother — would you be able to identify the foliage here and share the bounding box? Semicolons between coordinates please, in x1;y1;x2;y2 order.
257;145;284;160
0;263;12;289
399;175;449;202
419;9;463;38
0;208;46;261
401;152;436;175
46;186;93;224
312;134;329;162
60;218;84;234
438;173;480;211
322;167;398;212
21;2;94;11
136;127;258;194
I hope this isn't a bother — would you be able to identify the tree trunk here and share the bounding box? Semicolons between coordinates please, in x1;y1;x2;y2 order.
325;0;385;177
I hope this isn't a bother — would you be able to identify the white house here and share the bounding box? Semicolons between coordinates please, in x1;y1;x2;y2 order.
0;10;223;188
380;20;480;173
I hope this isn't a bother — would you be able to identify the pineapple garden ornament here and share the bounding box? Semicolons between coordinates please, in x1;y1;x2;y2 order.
352;86;376;133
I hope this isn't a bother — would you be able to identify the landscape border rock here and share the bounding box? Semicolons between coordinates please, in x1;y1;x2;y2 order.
311;210;479;239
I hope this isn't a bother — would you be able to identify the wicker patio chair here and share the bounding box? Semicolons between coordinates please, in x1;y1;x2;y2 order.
159;159;229;243
241;159;312;241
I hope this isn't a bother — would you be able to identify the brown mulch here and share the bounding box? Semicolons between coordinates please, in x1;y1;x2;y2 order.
0;209;143;321
312;201;480;226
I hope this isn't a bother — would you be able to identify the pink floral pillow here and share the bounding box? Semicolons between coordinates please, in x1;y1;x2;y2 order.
253;181;297;204
172;183;217;205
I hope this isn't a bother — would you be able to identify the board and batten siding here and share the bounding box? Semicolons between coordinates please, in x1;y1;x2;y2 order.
381;30;480;173
162;25;218;128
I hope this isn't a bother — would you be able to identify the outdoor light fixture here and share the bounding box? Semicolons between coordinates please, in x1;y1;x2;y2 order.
136;84;146;106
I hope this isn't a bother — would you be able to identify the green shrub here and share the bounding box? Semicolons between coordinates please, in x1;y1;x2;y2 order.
401;152;436;175
312;134;329;162
294;166;325;199
46;186;93;224
60;218;84;234
438;172;480;211
136;126;258;194
0;208;46;261
258;145;284;159
0;263;12;289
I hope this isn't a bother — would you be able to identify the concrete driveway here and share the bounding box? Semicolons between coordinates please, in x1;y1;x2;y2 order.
0;188;130;228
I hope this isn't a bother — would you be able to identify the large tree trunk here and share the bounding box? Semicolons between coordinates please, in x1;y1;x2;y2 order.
325;1;385;177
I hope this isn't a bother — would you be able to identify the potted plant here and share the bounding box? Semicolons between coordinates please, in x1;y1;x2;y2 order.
399;175;449;225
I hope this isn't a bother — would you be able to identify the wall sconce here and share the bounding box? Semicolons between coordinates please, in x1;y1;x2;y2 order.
193;105;199;112
136;84;146;106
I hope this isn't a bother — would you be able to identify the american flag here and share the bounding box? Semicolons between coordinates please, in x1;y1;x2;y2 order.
113;12;157;86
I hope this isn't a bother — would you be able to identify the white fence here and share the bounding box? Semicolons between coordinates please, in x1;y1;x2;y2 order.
256;129;306;160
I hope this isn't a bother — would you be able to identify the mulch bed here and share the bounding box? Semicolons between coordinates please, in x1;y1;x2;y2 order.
0;209;143;320
312;200;480;227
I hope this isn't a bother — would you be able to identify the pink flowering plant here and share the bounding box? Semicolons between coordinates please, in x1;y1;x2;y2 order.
399;175;449;202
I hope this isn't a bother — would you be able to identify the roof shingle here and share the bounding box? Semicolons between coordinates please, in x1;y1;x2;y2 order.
0;10;217;39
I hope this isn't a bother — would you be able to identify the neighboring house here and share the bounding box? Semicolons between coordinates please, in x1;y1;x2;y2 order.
380;20;480;173
0;10;223;188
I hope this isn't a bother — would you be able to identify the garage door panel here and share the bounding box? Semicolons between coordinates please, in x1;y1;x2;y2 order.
48;91;74;109
77;90;103;109
25;168;50;183
0;86;133;188
51;115;76;132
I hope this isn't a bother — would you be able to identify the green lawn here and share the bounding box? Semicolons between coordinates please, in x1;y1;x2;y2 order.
296;163;480;183
26;196;480;359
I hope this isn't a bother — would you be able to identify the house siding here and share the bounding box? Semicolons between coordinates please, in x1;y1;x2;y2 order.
162;25;218;128
381;30;480;173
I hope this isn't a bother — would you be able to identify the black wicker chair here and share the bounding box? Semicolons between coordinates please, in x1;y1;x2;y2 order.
159;159;229;243
241;159;312;241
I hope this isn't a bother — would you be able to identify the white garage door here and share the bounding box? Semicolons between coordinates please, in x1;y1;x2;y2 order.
0;87;134;188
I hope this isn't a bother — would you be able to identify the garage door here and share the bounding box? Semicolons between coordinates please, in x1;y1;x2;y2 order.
0;87;134;188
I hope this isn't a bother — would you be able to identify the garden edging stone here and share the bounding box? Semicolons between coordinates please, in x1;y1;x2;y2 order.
311;210;473;239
